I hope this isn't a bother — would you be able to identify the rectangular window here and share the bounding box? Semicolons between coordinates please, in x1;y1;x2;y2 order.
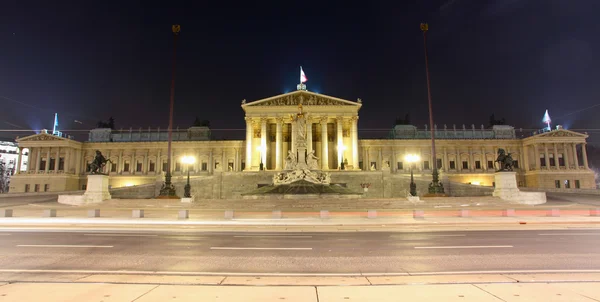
513;160;519;168
149;161;155;172
111;163;117;172
475;161;481;169
564;180;571;189
201;162;208;171
34;184;40;192
175;162;181;171
462;161;469;169
49;158;56;170
24;184;30;192
228;162;234;171
397;161;403;170
40;160;46;171
123;161;130;172
540;156;546;167
575;180;581;189
450;161;456;170
136;162;143;172
555;180;561;188
241;161;245;171
162;162;168;172
44;184;49;192
437;158;442;169
549;157;555;166
488;161;494;169
58;158;64;170
359;161;363;170
559;155;565;166
423;161;430;170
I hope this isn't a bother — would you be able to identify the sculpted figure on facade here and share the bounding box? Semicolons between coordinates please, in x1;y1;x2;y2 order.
307;150;319;170
285;150;297;170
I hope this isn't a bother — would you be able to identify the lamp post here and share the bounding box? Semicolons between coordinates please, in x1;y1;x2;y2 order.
339;145;347;170
420;22;445;194
257;146;265;171
181;156;195;198
405;154;420;197
159;24;181;198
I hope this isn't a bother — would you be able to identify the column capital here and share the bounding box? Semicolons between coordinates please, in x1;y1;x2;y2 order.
275;117;284;124
350;116;359;121
319;116;328;124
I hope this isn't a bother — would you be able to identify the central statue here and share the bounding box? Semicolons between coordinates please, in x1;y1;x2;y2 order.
273;103;330;185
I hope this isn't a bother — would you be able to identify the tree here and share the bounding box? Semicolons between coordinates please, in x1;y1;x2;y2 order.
394;113;411;126
488;114;506;128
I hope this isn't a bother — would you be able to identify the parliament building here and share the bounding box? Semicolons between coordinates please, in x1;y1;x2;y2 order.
9;89;596;198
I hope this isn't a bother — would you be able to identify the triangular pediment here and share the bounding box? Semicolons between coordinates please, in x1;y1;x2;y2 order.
242;90;361;109
534;129;587;138
16;133;67;142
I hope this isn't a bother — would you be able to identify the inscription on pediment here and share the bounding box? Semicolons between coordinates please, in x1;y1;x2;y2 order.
251;94;354;107
19;134;64;141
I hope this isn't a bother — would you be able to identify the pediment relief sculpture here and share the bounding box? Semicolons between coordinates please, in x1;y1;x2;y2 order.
249;94;356;107
537;130;585;138
18;134;65;142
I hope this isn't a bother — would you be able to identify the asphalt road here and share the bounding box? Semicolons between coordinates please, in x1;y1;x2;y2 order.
0;229;599;274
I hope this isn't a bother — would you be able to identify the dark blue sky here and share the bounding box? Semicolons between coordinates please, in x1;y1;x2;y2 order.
1;0;599;144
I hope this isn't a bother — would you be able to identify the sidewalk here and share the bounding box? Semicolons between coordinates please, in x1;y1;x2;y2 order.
0;279;599;301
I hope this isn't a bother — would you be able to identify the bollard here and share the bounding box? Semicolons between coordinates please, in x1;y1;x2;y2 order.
272;210;282;219
459;209;470;217
88;209;100;218
132;209;144;218
43;209;56;217
367;210;377;219
178;210;189;219
589;208;600;217
320;210;330;219
502;209;515;217
224;210;234;219
413;210;424;219
0;209;13;217
547;208;560;217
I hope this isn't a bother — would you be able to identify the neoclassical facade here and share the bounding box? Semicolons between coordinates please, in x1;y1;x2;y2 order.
8;89;597;195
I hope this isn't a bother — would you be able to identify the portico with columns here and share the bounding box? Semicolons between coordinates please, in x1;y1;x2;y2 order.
241;89;361;171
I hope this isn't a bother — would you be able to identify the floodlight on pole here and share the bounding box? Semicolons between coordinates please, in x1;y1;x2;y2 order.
181;155;195;198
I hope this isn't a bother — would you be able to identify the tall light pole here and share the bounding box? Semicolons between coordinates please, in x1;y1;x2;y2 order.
420;23;445;195
405;154;420;197
257;146;265;171
159;24;181;198
181;156;195;198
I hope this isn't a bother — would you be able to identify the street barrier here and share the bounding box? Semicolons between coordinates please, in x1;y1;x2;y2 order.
320;210;330;219
459;209;470;217
132;210;144;218
547;209;560;217
225;210;234;219
43;209;56;217
178;210;189;219
0;209;13;217
88;209;100;218
502;209;515;217
413;210;424;218
272;210;282;219
367;210;377;219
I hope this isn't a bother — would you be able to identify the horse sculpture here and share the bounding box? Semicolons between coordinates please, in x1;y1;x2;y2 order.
495;148;514;172
89;150;113;175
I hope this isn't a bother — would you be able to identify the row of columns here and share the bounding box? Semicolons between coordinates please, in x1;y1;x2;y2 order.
245;116;359;170
19;147;72;174
528;142;588;171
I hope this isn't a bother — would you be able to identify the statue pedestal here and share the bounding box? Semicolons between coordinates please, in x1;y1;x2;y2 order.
58;175;111;206
493;172;546;205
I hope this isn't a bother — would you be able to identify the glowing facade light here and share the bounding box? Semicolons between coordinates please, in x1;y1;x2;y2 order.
404;154;421;163
181;155;196;165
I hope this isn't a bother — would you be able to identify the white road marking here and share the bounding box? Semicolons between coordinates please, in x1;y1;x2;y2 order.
414;245;513;249
17;245;113;248
210;247;312;250
538;233;600;236
0;234;11;236
391;234;466;237
233;235;312;238
84;234;158;237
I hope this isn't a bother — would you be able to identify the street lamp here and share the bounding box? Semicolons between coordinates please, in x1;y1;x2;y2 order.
181;155;195;198
405;154;420;197
257;145;265;171
338;145;347;170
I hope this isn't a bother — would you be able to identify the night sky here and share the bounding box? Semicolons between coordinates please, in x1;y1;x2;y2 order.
1;0;600;144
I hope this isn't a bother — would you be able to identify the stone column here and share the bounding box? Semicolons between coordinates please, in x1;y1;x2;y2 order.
363;146;369;170
468;148;474;171
563;143;569;169
16;148;22;174
572;143;579;170
35;148;41;172
144;151;149;174
209;150;213;174
157;149;161;174
275;118;283;170
443;147;448;172
307;118;313;154
320;117;329;170
245;117;253;171
132;151;137;174
457;148;461;172
291;120;297;154
45;149;50;173
118;151;123;174
378;148;383;171
351;116;359;169
260;118;267;167
481;147;487;171
54;147;60;172
553;143;559;169
75;149;81;175
336;117;344;169
235;148;239;171
523;145;529;171
391;148;397;173
543;144;549;169
582;143;589;169
64;148;70;173
534;144;540;170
